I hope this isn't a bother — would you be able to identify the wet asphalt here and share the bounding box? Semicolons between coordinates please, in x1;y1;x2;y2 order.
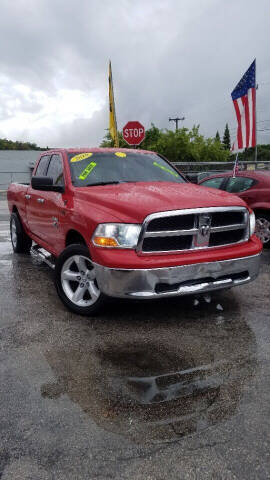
0;199;270;479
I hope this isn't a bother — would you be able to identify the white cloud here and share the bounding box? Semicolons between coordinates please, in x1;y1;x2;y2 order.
0;0;269;146
0;75;104;145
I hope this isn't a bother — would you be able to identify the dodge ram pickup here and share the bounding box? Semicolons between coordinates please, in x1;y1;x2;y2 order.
7;148;262;315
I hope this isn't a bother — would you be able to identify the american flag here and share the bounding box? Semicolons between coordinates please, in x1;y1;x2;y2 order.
231;60;256;151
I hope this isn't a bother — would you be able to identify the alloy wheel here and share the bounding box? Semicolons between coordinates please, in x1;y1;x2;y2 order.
255;217;270;244
11;218;17;249
61;255;100;307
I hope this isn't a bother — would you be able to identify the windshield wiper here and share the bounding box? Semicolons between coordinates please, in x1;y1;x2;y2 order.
85;181;122;187
85;181;135;187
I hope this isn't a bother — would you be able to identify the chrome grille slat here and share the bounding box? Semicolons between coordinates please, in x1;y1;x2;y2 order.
144;228;198;238
137;207;249;254
210;224;246;232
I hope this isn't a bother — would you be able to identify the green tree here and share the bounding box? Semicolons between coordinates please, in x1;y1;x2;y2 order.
215;131;220;142
231;144;270;162
100;130;128;148
0;138;44;150
222;124;231;150
100;124;230;162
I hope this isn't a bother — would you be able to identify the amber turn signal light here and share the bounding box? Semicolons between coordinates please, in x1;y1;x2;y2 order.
93;236;118;247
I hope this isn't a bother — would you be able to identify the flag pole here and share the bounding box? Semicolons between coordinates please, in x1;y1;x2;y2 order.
108;60;119;148
233;152;239;178
255;58;258;165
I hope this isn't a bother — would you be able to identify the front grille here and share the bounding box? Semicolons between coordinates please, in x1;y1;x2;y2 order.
147;214;195;232
209;229;244;247
138;207;249;254
142;235;193;252
211;211;244;227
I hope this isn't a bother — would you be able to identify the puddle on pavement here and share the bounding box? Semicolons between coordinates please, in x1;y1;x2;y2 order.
41;297;257;443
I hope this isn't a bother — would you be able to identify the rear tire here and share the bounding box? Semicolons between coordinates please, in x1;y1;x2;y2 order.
255;212;270;248
55;244;107;315
10;212;32;253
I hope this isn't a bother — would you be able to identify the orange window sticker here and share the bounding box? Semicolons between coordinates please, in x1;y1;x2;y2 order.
71;153;93;163
115;152;127;158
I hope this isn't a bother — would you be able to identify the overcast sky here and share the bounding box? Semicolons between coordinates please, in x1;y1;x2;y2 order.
0;0;269;147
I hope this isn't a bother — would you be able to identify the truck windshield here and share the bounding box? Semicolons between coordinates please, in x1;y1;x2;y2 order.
67;151;186;187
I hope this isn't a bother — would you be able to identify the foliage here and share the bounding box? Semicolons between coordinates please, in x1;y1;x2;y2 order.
231;144;270;162
222;123;231;150
100;124;230;162
0;138;45;150
215;131;220;142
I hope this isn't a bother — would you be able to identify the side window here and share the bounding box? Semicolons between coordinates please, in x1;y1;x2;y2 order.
200;177;225;189
46;155;64;186
35;155;50;176
226;177;255;193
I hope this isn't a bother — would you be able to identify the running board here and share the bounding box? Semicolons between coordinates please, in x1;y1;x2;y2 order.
31;245;55;269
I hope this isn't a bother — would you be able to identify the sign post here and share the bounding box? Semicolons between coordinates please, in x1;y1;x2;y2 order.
123;121;145;146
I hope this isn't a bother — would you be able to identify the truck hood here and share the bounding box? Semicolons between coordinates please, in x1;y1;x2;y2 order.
75;182;247;223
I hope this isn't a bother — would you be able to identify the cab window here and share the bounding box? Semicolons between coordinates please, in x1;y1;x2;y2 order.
35;155;50;176
47;155;64;186
226;177;255;193
200;177;225;189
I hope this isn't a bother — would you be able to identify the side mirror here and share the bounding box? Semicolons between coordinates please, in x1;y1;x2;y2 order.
31;176;64;192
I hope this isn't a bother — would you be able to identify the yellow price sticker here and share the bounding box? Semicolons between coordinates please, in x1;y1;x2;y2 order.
71;152;93;163
79;162;97;180
153;161;178;177
115;152;126;158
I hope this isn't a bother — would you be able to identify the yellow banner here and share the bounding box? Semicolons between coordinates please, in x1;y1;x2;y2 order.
109;61;119;147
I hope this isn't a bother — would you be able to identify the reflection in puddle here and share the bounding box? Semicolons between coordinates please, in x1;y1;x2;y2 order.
125;361;226;405
41;301;257;443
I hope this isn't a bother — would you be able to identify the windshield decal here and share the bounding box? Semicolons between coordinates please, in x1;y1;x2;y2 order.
78;162;97;180
115;152;127;158
153;161;178;177
71;152;93;163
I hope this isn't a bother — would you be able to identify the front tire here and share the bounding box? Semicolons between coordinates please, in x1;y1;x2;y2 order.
55;244;107;315
10;212;32;253
255;212;270;248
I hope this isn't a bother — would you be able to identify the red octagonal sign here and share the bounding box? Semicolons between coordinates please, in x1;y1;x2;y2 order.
123;121;145;146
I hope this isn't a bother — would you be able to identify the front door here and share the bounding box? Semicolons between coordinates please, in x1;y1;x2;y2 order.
27;154;51;241
38;154;66;248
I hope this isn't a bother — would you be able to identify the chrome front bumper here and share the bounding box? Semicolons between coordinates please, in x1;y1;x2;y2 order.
94;254;261;299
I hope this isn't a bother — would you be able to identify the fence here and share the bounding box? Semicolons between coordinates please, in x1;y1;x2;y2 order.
171;161;270;182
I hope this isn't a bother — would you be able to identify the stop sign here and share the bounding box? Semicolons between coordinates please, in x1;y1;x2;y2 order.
123;121;145;146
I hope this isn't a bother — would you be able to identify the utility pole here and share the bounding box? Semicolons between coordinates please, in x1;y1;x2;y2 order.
169;116;185;131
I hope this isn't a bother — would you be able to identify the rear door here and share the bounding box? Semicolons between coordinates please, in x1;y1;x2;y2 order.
26;155;51;239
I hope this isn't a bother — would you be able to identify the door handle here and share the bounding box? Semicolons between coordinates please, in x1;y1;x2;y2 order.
37;198;45;204
25;194;31;200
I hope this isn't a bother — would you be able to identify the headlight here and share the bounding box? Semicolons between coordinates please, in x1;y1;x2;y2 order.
92;223;141;248
249;211;256;236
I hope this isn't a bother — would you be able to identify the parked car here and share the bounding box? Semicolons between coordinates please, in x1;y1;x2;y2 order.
198;171;270;247
184;171;232;184
7;148;262;315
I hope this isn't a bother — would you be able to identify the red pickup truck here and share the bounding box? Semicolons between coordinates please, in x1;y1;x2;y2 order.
7;148;262;315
